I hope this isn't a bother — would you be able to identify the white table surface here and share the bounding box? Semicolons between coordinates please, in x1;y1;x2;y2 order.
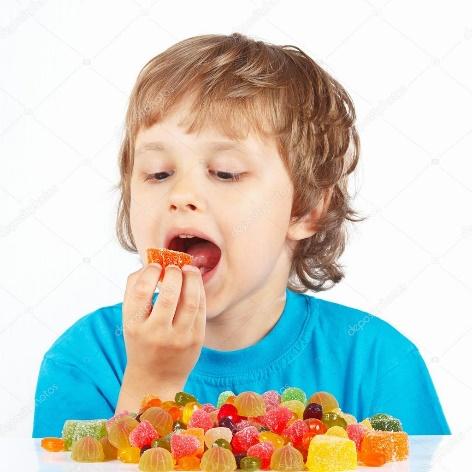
0;436;467;471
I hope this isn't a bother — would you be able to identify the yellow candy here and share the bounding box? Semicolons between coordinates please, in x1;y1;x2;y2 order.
259;430;285;449
308;392;339;413
234;391;266;417
117;446;140;463
281;399;305;419
361;418;374;430
326;426;348;438
182;401;201;425
176;454;200;470
339;412;357;425
306;435;357;472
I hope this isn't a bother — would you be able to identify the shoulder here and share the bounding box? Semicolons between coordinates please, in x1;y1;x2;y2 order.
304;293;418;356
43;300;124;365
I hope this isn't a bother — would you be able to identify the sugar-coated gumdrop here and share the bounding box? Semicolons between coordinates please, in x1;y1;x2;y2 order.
231;426;260;454
234;391;266;417
217;391;236;408
262;390;281;411
200;445;237;471
170;432;200;459
182;427;205;455
308;391;339;413
62;419;107;450
240;455;261;470
246;441;274;469
359;430;409;464
281;387;307;405
139;447;175;471
260;406;293;435
129;420;159;448
346;423;366;451
280;400;305;420
146;248;193;282
71;436;105;462
306;435;357;472
369;413;403;432
270;443;305;471
40;437;64;452
303;402;323;420
204;427;233;448
282;419;309;447
118;446;141;463
140;407;174;436
188;408;213;431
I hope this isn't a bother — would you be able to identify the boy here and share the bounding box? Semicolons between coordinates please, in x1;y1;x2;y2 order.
32;33;450;437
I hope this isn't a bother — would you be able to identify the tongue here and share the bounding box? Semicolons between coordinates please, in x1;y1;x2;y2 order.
186;241;221;272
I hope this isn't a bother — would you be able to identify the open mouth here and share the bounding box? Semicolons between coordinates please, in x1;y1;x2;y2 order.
168;236;222;276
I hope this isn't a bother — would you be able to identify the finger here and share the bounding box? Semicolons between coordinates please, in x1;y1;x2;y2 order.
192;269;206;341
148;264;183;329
172;265;201;333
123;264;162;330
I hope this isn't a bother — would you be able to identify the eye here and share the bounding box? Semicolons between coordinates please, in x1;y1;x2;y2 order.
145;170;243;183
211;170;243;182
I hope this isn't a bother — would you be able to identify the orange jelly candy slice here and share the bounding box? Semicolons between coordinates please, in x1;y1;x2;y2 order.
146;248;193;281
41;437;65;452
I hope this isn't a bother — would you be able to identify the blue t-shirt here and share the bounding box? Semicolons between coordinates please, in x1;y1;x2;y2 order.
32;288;450;438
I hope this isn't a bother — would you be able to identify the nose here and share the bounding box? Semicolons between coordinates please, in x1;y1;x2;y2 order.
168;171;204;212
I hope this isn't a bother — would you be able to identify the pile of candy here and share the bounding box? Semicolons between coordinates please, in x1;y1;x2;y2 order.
40;388;409;471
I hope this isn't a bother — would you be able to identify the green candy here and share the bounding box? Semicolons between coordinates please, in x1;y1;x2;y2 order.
369;413;403;432
174;391;197;406
217;390;235;408
240;456;262;470
61;419;107;450
151;438;171;451
214;438;232;449
322;412;347;430
281;386;307;404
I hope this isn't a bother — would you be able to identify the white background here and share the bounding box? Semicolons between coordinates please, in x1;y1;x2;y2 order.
1;0;471;454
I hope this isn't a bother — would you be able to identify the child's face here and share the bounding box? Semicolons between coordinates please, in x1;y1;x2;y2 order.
130;95;304;319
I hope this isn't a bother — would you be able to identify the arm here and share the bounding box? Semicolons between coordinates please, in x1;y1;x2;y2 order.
369;347;451;435
32;356;114;438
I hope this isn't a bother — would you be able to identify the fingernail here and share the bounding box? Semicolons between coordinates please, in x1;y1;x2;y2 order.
182;264;198;273
148;263;162;271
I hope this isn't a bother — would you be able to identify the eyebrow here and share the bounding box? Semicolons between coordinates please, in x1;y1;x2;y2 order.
135;140;248;156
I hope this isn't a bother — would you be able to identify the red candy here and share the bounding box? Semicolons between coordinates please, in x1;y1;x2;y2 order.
283;419;309;448
247;441;275;469
129;420;158;448
170;432;200;459
217;403;241;423
346;423;366;451
188;409;213;431
231;426;260;454
260;406;293;434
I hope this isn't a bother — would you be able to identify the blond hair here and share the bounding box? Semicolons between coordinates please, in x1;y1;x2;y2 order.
115;33;366;293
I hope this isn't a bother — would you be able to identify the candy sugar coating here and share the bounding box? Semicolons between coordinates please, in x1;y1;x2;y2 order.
281;400;305;420
146;248;193;282
359;430;409;464
71;436;105;462
200;445;237;472
309;392;339;413
246;441;275;469
281;387;307;405
283;419;309;448
217;391;236;408
262;390;281;411
129;420;159;448
270;443;305;471
346;423;366;451
306;435;357;472
234;391;266;417
231;426;260;454
204;427;233;448
140;407;174;436
189;408;214;431
61;419;107;450
183;427;206;455
369;413;403;432
40;437;64;452
260;406;293;434
171;431;200;458
139;447;175;471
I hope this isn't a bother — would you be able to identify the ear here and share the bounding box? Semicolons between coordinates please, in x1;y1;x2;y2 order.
287;187;333;242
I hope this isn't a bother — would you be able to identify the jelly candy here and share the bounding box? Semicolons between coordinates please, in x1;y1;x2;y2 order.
306;435;357;472
152;437;172;452
240;455;261;470
282;419;309;448
246;441;274;469
107;416;139;449
346;423;366;451
61;419;107;450
139;447;175;471
218;403;241;424
262;390;281;410
71;436;105;462
281;387;307;405
322;412;347;430
129;420;159;448
182;427;205;455
369;413;403;432
170;431;200;458
217;391;236;408
308;392;339;413
204;427;233;448
175;391;198;406
140;393;162;411
188;408;213;431
176;454;200;469
304;418;328;435
147;248;193;282
234;391;266;417
200;445;237;471
99;436;117;460
281;400;305;420
269;443;305;471
260;406;293;434
214;438;232;449
40;437;64;452
325;425;348;438
303;402;323;420
219;416;238;434
231;426;260;454
118;446;141;463
259;430;286;449
359;430;409;464
140;407;174;436
182;401;201;425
